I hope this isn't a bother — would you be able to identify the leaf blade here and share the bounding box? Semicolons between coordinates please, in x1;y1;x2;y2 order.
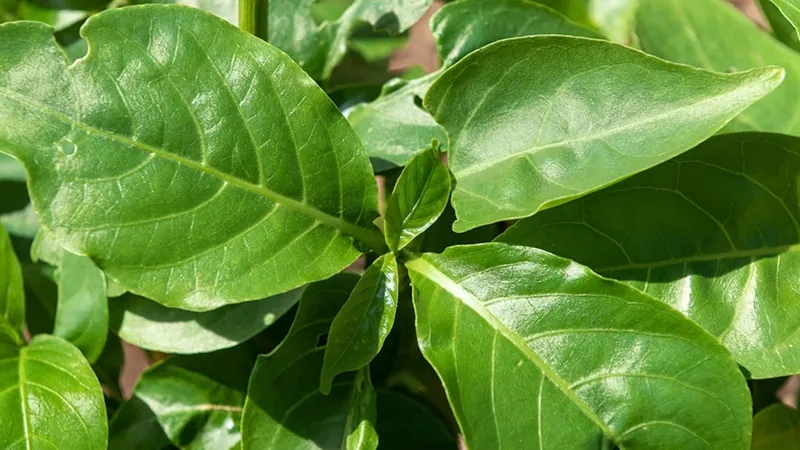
407;243;752;449
0;224;23;338
424;35;783;231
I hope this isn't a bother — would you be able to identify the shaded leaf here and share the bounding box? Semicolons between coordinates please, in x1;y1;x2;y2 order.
109;395;173;450
406;243;751;449
0;153;25;182
93;331;124;400
410;204;501;254
752;404;800;449
0;8;382;310
375;390;457;450
384;146;450;252
751;377;789;414
636;0;800;134
0;334;108;449
0;223;23;338
110;288;301;354
321;254;399;394
760;0;800;52
21;262;57;336
498;132;800;378
133;346;255;450
54;250;108;363
425;36;783;231
242;274;378;450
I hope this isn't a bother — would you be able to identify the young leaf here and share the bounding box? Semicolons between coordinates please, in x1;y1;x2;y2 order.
132;346;254;449
498;132;800;378
242;274;379;450
348;0;599;169
0;7;382;311
321;254;399;394
375;390;458;450
425;36;783;231
636;0;800;134
760;0;800;52
0;333;108;449
752;404;800;449
109;288;302;354
0;224;23;338
384;147;450;253
406;243;752;449
54;250;108;363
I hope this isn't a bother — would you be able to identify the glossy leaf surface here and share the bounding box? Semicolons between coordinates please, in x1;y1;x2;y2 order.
752;404;800;449
0;8;382;310
425;36;783;231
349;0;598;168
0;224;23;338
0;334;107;449
636;0;800;135
110;288;301;354
133;346;254;450
321;254;399;394
384;147;450;253
498;132;800;378
407;243;751;449
54;250;108;363
242;274;378;450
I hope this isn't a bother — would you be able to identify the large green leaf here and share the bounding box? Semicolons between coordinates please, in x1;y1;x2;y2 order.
0;334;108;449
760;0;800;52
54;250;108;363
752;404;800;449
110;288;301;354
348;0;598;168
0;223;23;338
384;146;450;253
406;243;751;449
425;36;783;231
636;0;800;135
321;254;399;394
498;132;800;378
133;346;254;450
537;0;637;43
0;7;382;311
375;390;457;450
242;274;378;450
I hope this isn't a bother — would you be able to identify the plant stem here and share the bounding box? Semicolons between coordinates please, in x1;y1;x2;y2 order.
239;0;269;42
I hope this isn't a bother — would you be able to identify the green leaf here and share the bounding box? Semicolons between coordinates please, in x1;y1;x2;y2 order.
432;0;600;68
93;331;124;400
760;0;800;52
21;262;57;336
0;334;108;449
109;288;301;354
0;7;382;311
636;0;800;135
269;0;322;75
109;396;172;450
348;0;598;169
410;204;501;254
321;254;399;394
133;346;254;450
752;404;800;449
0;223;23;338
320;0;433;79
16;1;89;32
375;390;457;450
498;132;800;378
425;36;783;232
0;153;25;182
242;274;379;450
384;146;450;253
133;0;238;25
54;250;108;363
406;243;752;449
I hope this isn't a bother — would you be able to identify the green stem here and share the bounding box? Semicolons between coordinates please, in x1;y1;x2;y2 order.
238;0;269;42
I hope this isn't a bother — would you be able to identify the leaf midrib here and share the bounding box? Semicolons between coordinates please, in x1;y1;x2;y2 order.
597;243;800;273
405;256;623;449
0;88;385;250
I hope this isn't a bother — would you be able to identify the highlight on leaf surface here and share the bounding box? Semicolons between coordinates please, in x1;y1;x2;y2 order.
0;6;382;311
425;35;784;231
